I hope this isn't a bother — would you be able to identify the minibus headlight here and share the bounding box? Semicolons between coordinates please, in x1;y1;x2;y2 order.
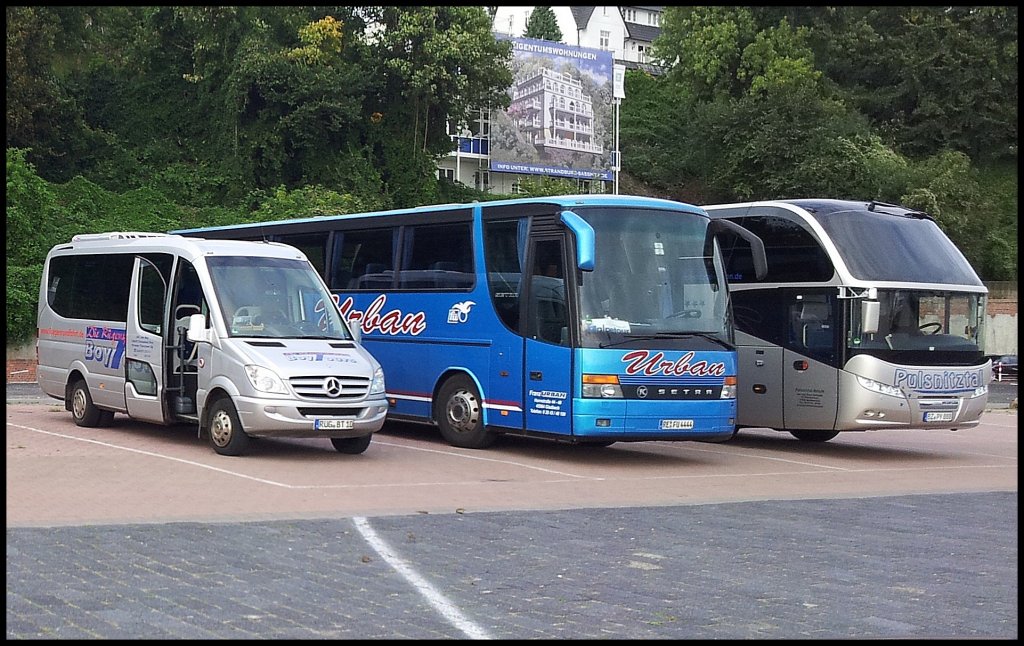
244;365;288;395
856;375;903;398
369;367;385;395
582;374;623;398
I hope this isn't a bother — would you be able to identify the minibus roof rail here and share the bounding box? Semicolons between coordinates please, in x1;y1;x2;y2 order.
71;232;173;241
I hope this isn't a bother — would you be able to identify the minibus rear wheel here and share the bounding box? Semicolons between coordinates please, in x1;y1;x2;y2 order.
208;397;250;456
436;375;495;449
70;379;114;427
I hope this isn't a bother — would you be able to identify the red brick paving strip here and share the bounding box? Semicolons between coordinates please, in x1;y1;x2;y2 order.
6;359;37;383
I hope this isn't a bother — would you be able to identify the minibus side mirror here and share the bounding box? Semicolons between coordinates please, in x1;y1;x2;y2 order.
187;313;213;343
861;300;880;335
347;318;362;344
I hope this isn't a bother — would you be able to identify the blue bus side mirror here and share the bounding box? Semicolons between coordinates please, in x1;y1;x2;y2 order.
560;210;595;271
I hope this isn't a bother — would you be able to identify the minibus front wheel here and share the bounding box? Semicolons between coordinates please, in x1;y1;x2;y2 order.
208;397;250;456
331;434;372;454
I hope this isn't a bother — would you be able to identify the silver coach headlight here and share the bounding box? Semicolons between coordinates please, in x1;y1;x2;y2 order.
856;375;903;398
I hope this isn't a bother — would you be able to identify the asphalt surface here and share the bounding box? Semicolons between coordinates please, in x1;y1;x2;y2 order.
6;381;1018;639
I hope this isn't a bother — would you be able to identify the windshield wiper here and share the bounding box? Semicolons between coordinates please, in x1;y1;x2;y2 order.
654;331;733;349
599;331;732;350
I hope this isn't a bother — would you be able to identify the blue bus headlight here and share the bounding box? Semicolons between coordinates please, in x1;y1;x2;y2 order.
856;375;903;398
720;376;737;399
582;374;623;398
369;367;386;395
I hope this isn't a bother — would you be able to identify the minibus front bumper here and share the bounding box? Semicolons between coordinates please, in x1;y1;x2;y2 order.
230;394;389;438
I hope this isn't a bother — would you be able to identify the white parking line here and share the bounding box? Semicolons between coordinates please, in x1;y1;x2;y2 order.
8;423;296;486
353;517;493;640
371;439;599;479
7;423;598;489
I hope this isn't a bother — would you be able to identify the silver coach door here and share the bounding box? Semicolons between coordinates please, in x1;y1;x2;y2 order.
124;256;168;423
782;295;839;429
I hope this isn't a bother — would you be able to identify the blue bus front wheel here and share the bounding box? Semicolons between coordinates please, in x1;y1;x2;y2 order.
437;375;496;449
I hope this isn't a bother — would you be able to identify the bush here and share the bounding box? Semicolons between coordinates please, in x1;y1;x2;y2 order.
6;265;43;345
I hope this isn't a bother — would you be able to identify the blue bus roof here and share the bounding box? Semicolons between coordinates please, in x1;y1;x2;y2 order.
170;193;706;235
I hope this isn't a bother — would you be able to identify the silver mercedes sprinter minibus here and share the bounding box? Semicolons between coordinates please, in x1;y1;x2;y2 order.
37;232;387;456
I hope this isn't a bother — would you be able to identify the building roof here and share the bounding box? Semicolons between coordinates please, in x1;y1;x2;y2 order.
569;6;596;31
622;22;660;43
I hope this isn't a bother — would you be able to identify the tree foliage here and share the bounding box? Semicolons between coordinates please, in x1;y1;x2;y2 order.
3;5;1017;345
524;6;562;42
631;5;1016;280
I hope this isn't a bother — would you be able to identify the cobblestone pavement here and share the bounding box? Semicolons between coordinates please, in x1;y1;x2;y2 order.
6;492;1018;639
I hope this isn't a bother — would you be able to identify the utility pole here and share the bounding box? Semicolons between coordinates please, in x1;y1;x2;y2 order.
612;64;625;195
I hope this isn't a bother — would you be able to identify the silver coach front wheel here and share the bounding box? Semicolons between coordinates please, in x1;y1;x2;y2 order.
789;429;840;442
436;376;495;449
208;398;250;456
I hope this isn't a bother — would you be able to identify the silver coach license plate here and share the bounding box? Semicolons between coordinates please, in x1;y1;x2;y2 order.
315;419;355;430
660;419;694;430
923;411;954;423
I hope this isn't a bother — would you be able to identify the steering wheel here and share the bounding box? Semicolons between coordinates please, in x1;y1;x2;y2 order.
260;308;289;325
918;322;942;334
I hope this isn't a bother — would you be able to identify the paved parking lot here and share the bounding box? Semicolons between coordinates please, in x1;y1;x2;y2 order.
6;391;1018;639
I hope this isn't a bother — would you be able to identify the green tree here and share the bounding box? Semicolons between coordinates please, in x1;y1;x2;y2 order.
524;6;562;42
368;6;513;206
791;7;1018;162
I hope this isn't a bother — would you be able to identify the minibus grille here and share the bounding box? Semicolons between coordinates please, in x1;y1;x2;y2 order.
297;407;363;417
290;376;370;399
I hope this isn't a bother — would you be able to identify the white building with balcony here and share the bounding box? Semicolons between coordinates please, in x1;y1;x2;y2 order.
438;6;663;195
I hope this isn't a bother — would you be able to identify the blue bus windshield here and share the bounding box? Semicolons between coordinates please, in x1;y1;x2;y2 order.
575;208;731;349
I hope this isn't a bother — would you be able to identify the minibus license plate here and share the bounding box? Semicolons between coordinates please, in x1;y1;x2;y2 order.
923;412;954;423
660;419;694;430
315;419;354;430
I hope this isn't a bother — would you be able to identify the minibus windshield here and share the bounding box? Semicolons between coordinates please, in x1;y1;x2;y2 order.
207;256;352;339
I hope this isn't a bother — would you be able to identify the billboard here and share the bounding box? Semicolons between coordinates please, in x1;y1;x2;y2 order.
490;36;614;181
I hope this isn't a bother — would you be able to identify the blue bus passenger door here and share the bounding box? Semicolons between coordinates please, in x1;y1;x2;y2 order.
523;238;573;435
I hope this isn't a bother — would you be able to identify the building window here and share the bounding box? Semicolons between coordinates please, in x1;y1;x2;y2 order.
511;181;521;195
637;45;647;63
600;30;610;50
438;168;455;182
474;171;489;191
624;9;636;22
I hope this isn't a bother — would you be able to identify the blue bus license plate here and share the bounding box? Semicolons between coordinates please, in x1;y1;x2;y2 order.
660;419;694;430
923;412;954;423
315;419;354;430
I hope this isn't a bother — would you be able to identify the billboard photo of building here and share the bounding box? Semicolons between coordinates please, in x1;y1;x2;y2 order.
490;36;614;181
